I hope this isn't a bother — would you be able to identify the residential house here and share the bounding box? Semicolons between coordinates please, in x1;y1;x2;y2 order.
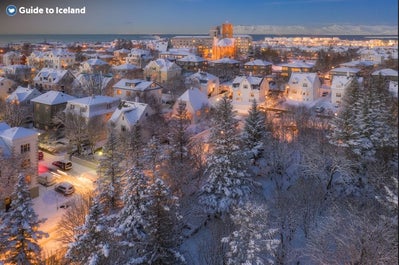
371;68;398;82
73;73;114;97
143;59;182;84
65;95;121;140
243;59;273;77
159;49;194;62
185;70;220;97
108;101;150;133
33;68;75;93
330;75;355;107
111;63;143;80
0;124;39;209
2;51;24;66
176;55;208;73
173;87;209;124
113;48;131;64
281;60;315;79
112;78;162;105
230;75;268;112
2;65;32;83
43;49;76;70
6;86;41;122
31;90;76;130
80;58;110;74
125;49;153;68
287;72;321;102
208;57;240;82
359;49;383;64
0;77;16;100
329;67;360;80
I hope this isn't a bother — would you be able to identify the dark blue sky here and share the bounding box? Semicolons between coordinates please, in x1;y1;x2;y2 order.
0;0;397;34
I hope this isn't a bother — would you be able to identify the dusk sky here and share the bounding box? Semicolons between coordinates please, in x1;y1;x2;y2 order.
0;0;397;34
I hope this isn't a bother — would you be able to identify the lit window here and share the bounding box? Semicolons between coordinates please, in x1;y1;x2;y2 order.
117;89;122;95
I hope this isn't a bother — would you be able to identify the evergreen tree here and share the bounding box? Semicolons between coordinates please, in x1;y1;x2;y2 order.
199;96;252;216
121;124;143;168
136;178;185;265
0;174;48;265
66;197;114;265
142;136;163;174
222;202;280;265
242;99;267;161
114;168;149;251
97;128;125;209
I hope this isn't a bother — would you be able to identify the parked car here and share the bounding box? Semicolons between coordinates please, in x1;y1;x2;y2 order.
55;182;75;195
37;173;57;187
315;106;325;113
52;160;72;171
38;151;44;160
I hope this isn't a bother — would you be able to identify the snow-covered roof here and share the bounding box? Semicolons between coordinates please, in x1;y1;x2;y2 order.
145;59;180;72
67;95;119;106
0;122;11;132
33;68;70;83
74;73;113;89
330;67;360;74
0;127;37;141
31;90;76;105
211;58;240;64
109;101;148;126
114;48;131;54
49;49;75;57
130;48;151;56
232;75;264;86
84;58;108;66
217;38;234;47
244;59;272;67
340;60;374;68
177;55;206;63
6;86;41;103
281;60;314;68
389;80;398;97
112;63;140;71
178;87;209;111
372;68;398;77
187;71;218;82
289;72;319;85
113;79;160;91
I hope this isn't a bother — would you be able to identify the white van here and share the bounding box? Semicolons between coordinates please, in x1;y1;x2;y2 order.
37;173;57;187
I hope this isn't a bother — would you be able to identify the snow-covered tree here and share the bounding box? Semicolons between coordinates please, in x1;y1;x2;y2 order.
242;99;266;161
97;128;125;209
114;168;149;251
0;174;48;265
222;202;280;265
141;136;163;174
120;124;143;168
199;96;252;216
136;178;185;265
66;197;115;265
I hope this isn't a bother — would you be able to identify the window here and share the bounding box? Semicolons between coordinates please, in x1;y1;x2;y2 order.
70;104;75;110
106;103;112;109
116;89;122;95
121;125;126;132
20;143;30;154
303;83;308;87
243;85;248;89
336;93;342;97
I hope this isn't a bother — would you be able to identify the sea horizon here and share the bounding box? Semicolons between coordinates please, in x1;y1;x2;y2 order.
0;33;397;45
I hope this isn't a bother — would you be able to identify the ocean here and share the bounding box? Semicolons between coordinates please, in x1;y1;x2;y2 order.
0;34;397;45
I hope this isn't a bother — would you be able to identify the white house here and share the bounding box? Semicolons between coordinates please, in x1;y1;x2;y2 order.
0;124;39;209
287;72;321;102
44;49;76;69
230;75;268;112
6;86;41;105
359;49;383;64
112;78;162;104
33;68;75;92
143;59;182;84
185;70;220;97
2;51;24;66
108;101;150;133
330;75;355;107
65;95;120;122
173;87;209;124
125;49;153;68
80;58;110;74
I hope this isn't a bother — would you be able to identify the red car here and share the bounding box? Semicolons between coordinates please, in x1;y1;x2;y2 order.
38;151;44;160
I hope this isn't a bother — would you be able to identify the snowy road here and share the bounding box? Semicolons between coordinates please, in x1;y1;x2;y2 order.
33;151;97;256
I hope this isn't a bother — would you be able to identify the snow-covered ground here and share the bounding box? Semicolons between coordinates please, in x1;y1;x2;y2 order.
33;151;97;256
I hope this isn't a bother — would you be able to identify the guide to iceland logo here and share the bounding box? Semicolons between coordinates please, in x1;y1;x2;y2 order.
6;5;17;16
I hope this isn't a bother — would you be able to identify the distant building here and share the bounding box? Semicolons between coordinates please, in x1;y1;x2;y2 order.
2;65;32;83
111;63;143;80
176;55;208;73
80;58;110;74
208;58;240;82
112;78;162;104
2;51;24;66
33;68;75;93
125;49;153;68
0;77;16;100
143;59;182;84
281;60;315;79
243;59;273;77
